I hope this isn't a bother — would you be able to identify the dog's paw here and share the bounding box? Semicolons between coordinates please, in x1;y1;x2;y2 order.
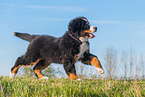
77;78;82;81
41;76;49;79
9;72;16;78
96;68;104;75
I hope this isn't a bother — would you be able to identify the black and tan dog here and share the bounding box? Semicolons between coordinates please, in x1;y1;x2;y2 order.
10;17;104;80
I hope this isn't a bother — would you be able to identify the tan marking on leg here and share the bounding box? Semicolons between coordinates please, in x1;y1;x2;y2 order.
91;57;102;68
34;61;51;79
91;57;104;74
69;73;79;80
11;59;42;74
21;59;42;67
34;70;44;78
11;65;21;73
30;59;42;65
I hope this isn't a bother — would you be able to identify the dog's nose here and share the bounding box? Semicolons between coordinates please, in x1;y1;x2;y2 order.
94;27;97;32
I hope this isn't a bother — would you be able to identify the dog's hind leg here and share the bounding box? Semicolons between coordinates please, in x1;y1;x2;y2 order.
10;55;41;78
10;55;25;78
33;60;51;79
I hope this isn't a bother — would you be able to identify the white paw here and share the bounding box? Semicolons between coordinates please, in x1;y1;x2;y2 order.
9;72;16;78
41;76;49;79
96;68;104;75
77;78;82;81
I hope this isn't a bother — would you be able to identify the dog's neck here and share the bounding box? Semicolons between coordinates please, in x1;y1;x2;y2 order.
68;33;82;43
67;33;88;43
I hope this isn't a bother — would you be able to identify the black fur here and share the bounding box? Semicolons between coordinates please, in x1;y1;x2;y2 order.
12;32;38;42
10;17;102;79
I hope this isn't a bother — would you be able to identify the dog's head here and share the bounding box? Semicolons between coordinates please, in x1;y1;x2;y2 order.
68;17;97;41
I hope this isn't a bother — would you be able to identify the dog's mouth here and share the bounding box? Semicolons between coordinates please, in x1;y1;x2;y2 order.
84;26;97;38
85;33;95;38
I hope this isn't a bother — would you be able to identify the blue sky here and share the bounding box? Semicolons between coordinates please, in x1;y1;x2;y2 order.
0;0;145;77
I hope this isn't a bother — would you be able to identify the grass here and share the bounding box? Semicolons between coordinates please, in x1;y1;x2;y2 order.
0;76;145;97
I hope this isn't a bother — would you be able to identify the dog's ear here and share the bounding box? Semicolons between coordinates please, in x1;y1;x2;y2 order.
68;20;81;39
68;20;74;33
68;19;81;34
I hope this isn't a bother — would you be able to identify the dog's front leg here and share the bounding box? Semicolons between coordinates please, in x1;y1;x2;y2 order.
63;62;80;80
81;53;104;74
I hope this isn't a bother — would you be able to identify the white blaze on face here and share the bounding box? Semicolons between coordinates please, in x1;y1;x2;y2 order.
90;26;95;33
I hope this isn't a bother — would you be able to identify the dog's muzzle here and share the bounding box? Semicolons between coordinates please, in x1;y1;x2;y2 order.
85;26;97;38
93;27;97;32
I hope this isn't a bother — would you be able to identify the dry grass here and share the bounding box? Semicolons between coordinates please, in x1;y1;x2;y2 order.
0;76;145;97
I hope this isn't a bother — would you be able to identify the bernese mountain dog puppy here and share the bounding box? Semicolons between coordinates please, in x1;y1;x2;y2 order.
10;17;104;80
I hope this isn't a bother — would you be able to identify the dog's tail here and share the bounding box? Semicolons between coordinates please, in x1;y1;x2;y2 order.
12;32;38;42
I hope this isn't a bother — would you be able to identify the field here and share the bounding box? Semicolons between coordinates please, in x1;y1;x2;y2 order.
0;76;145;97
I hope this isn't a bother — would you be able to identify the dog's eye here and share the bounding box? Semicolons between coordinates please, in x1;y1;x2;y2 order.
84;24;89;29
84;25;87;28
85;23;88;27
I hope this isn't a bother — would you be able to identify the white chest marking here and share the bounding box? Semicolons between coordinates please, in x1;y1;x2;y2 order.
77;37;89;59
